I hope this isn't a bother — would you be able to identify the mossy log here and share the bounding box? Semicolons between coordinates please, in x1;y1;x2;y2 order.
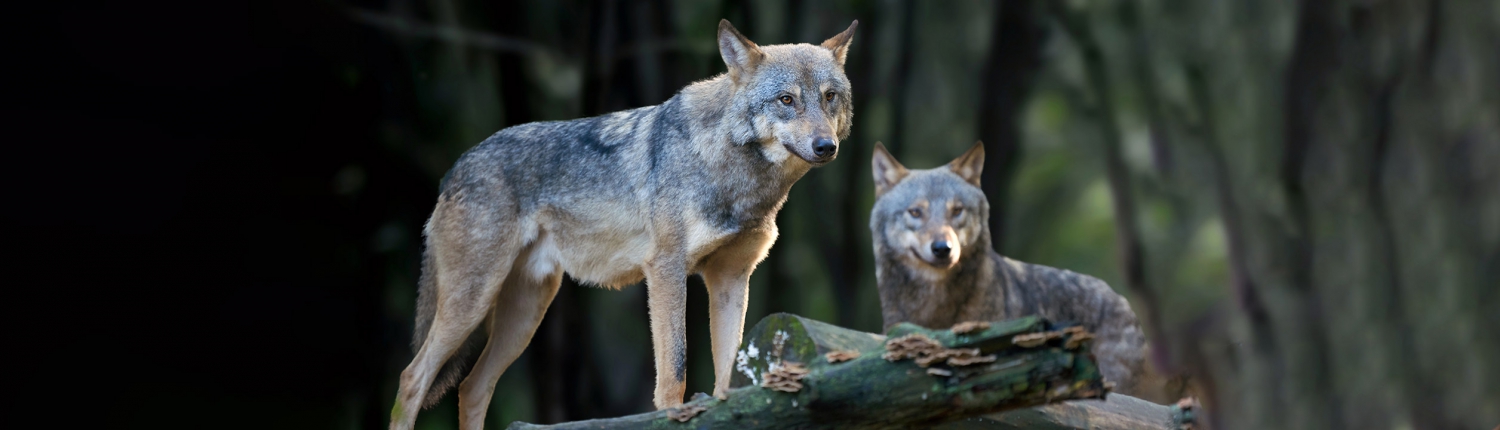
731;314;1191;430
507;313;1118;429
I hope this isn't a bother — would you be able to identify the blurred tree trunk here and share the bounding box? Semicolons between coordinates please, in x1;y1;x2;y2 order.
1269;2;1343;426
799;0;879;330
1045;2;1170;392
886;0;917;156
975;0;1045;254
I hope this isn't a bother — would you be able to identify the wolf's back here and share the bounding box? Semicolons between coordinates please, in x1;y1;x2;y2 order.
408;106;666;409
1000;258;1147;391
438;107;666;207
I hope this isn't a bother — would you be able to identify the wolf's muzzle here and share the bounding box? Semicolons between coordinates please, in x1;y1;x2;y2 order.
812;137;837;161
931;241;951;259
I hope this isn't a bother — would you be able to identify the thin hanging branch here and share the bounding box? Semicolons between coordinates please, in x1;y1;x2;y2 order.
349;8;553;56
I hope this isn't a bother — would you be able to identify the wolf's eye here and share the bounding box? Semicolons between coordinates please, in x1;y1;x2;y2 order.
824;91;836;102
951;207;965;218
779;95;794;105
907;208;923;218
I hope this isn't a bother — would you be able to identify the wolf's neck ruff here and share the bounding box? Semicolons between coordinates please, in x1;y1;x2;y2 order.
873;220;1004;328
674;76;814;232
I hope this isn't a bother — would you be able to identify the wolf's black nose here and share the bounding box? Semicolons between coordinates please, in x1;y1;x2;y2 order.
813;138;837;158
931;241;951;258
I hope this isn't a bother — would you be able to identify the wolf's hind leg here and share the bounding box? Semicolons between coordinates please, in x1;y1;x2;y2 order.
456;270;563;430
391;203;522;430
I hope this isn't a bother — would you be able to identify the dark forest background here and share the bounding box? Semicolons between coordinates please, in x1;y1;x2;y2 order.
6;0;1497;429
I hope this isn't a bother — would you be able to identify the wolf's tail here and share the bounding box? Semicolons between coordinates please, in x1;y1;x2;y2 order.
411;242;485;409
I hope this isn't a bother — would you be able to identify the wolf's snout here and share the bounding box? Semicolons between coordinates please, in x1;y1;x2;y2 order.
931;241;951;259
812;137;837;160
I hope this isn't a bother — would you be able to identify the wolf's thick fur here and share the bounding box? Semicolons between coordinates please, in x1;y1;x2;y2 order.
391;20;858;430
868;142;1158;399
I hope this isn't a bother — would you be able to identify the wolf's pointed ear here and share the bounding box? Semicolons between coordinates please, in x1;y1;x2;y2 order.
821;20;858;67
871;142;909;197
718;19;765;83
947;141;986;188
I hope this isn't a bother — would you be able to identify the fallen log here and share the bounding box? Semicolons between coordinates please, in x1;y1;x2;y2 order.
508;313;1112;429
730;314;1194;430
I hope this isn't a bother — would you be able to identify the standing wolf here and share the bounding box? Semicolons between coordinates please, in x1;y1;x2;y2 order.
868;142;1155;398
390;20;858;430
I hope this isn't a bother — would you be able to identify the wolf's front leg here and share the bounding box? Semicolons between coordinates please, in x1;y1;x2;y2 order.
703;269;751;399
699;229;775;399
645;254;689;409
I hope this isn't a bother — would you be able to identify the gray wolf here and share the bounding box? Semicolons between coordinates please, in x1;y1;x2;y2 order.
391;19;858;430
868;142;1159;399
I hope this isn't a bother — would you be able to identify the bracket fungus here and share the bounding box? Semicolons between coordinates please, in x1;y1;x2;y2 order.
761;362;811;393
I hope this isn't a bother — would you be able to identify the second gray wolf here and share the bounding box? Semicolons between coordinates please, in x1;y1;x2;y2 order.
868;142;1157;399
390;19;859;430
